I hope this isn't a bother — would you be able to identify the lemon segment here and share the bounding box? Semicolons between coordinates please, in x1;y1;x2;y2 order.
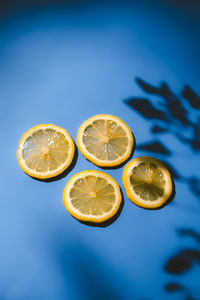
63;170;122;223
17;124;75;179
77;115;134;167
122;157;173;209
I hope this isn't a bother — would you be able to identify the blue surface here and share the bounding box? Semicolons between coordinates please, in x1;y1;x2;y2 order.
0;1;200;299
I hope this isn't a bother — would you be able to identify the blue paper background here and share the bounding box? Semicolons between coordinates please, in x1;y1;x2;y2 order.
0;1;200;299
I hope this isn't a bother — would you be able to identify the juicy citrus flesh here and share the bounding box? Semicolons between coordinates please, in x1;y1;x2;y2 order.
63;171;122;222
123;157;172;209
77;115;134;167
17;124;75;179
130;162;165;201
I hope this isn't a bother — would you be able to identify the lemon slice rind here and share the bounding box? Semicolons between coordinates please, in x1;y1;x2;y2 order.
63;170;122;223
17;124;75;179
122;157;172;209
77;114;134;167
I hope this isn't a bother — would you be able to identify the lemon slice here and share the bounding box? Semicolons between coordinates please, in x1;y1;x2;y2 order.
17;124;75;179
63;170;122;223
122;156;173;209
77;114;134;167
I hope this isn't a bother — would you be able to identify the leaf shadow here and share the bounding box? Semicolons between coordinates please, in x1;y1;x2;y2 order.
177;228;200;243
126;78;200;153
143;164;176;210
135;78;189;126
125;97;167;121
160;160;181;180
164;249;200;275
182;85;200;109
188;177;200;199
125;77;200;300
125;78;200;202
137;140;171;155
164;228;200;298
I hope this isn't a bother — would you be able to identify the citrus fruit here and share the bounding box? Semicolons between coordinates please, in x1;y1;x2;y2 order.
63;170;122;223
123;156;173;209
77;114;134;167
17;124;75;179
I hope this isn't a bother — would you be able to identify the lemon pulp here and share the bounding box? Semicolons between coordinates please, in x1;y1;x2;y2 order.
122;157;173;209
70;175;116;215
130;162;165;201
63;171;122;222
17;124;75;179
83;119;128;160
77;115;134;167
22;129;70;173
